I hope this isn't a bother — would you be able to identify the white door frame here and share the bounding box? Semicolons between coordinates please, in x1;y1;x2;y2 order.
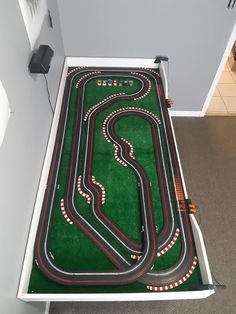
201;22;236;116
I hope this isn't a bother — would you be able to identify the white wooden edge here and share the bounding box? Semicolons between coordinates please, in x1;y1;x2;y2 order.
170;111;202;117
168;111;214;289
19;289;214;302
17;58;68;299
190;215;213;285
18;57;214;301
159;60;168;99
44;302;50;314
201;22;236;116
168;114;188;198
66;57;159;69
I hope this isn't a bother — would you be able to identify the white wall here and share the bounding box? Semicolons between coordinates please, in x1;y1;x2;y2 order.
57;0;236;112
0;0;64;313
18;0;48;49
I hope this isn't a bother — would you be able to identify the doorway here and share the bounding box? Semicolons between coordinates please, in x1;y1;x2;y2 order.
201;22;236;116
206;48;236;115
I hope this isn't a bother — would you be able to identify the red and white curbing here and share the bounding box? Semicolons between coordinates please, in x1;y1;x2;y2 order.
141;67;160;76
66;66;87;77
84;93;125;121
121;138;135;159
102;118;111;142
130;72;151;100
157;228;180;257
113;144;128;167
77;176;91;204
60;199;73;224
147;256;198;292
91;176;106;204
75;71;101;88
102;107;161;144
131;228;180;260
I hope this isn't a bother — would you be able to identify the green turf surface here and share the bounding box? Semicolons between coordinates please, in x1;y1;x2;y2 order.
28;68;203;294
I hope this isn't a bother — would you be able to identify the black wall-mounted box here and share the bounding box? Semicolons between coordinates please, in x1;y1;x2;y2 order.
29;45;54;74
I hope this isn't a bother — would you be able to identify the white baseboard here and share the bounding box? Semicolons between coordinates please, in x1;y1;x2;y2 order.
170;110;202;117
44;301;50;314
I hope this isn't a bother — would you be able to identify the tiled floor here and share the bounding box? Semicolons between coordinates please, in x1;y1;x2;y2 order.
207;61;236;115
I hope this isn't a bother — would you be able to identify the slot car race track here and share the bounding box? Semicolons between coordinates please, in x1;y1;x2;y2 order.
33;67;199;292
